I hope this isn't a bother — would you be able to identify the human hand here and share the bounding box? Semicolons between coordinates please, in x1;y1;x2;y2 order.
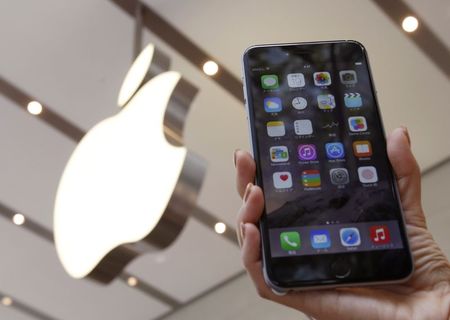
235;127;450;320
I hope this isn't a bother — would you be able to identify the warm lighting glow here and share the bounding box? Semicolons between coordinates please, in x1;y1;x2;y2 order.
214;222;226;234
117;44;155;107
54;71;187;279
12;213;25;226
202;61;219;76
402;16;419;32
1;297;12;306
127;276;138;287
27;101;43;115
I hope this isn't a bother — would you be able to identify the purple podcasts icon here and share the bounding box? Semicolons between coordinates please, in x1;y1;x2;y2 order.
298;144;317;161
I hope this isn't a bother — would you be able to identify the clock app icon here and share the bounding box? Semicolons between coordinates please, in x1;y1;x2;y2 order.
292;97;307;110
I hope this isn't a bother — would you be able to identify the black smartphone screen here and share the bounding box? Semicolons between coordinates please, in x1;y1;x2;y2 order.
243;41;412;288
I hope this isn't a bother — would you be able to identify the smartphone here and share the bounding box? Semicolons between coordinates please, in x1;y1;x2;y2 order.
242;41;413;292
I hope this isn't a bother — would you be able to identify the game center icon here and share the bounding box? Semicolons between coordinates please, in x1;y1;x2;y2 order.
348;116;367;132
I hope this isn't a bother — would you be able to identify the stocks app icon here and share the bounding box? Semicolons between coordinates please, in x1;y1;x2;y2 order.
298;144;317;161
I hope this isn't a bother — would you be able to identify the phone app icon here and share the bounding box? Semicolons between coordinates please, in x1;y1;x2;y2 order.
344;93;362;108
280;231;300;251
313;71;331;86
264;97;282;113
298;144;317;161
353;140;372;157
287;73;305;88
310;230;331;249
340;70;358;84
292;96;307;110
261;74;279;89
348;116;367;132
358;166;378;183
273;171;293;189
317;94;336;110
267;121;285;137
325;142;345;159
294;119;313;135
340;227;361;247
370;225;391;245
270;146;289;162
330;168;350;185
302;170;321;187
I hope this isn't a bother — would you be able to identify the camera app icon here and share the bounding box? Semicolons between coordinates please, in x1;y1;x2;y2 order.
339;70;358;85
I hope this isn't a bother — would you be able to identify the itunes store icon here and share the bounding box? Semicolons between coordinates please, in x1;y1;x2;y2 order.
298;144;317;161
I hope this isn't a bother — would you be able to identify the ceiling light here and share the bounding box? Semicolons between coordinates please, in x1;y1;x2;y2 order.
214;222;226;234
127;276;138;287
27;101;43;115
12;213;25;226
402;16;419;32
202;61;219;76
1;296;12;306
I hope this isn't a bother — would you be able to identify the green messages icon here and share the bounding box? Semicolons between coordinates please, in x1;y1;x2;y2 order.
261;74;279;89
280;231;300;251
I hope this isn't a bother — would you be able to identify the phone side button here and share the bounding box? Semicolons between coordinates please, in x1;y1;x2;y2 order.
330;258;352;279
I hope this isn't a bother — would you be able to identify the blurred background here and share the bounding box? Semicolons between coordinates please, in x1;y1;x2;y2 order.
0;0;449;319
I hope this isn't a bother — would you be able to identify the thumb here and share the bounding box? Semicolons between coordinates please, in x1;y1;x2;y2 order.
387;127;426;228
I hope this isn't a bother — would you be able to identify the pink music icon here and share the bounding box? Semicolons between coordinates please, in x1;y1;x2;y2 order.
370;225;391;244
298;144;317;161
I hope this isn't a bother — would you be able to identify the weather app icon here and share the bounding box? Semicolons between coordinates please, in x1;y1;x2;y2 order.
264;97;282;113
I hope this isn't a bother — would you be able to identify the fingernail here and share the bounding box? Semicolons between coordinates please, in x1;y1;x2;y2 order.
233;149;240;168
400;125;411;147
237;222;245;247
243;183;253;203
240;222;246;245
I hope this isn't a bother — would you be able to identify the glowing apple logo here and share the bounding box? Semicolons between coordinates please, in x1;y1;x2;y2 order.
54;44;205;283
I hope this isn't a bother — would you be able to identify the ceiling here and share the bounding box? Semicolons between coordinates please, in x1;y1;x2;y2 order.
0;0;449;319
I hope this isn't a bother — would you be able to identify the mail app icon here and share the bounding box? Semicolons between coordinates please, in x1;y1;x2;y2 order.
310;230;331;249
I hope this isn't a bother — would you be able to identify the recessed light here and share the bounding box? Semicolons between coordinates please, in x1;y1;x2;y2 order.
1;296;12;306
27;101;43;115
127;276;138;287
12;213;25;226
202;61;219;76
214;222;226;234
402;16;419;32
